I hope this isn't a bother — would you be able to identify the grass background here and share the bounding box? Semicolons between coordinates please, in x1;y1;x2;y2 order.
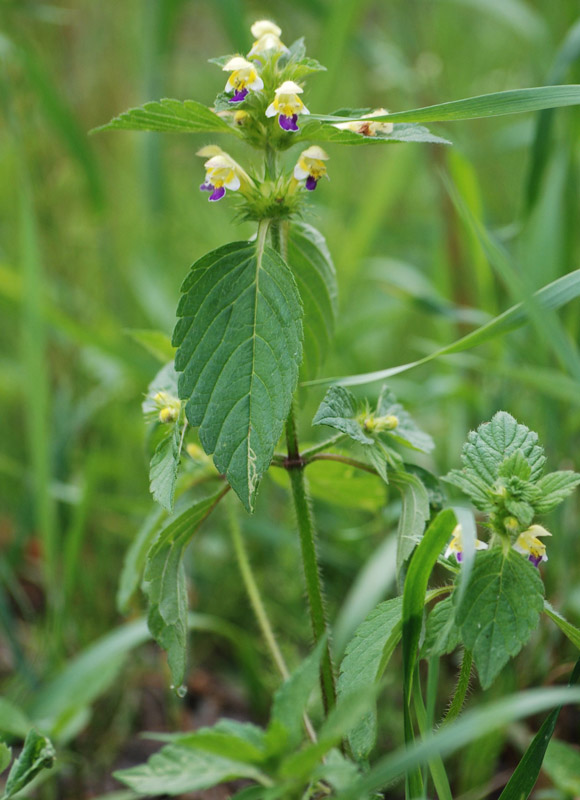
1;0;580;796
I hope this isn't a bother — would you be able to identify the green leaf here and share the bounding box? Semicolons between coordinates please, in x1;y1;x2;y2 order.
0;698;32;739
2;729;55;798
286;223;337;381
455;548;545;689
0;742;11;775
310;85;580;125
313;386;373;445
93;98;235;134
443;468;491;509
115;745;266;795
117;507;165;614
422;597;462;658
149;423;182;512
498;658;580;800
304;268;580;387
143;490;227;686
155;720;267;764
543;601;580;649
391;471;430;573
338;597;402;759
542;738;580;795
299;119;450;146
498;450;533;481
534;470;580;513
142;362;179;417
173;238;303;512
125;328;175;363
334;686;580;800
461;412;545;484
268;640;324;751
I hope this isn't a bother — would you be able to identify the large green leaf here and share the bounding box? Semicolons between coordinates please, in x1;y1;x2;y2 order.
391;471;430;573
338;597;402;759
93;98;235;134
173;238;303;512
286;223;337;381
310;85;580;124
298;119;450;146
304;268;580;387
2;729;55;799
455;549;545;688
143;490;228;686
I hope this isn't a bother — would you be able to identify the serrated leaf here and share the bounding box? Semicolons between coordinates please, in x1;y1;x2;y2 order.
442;468;491;509
391;471;430;573
312;386;373;444
455;548;545;689
375;386;434;453
0;742;11;775
338;598;403;759
94;98;235;134
535;470;580;513
115;745;265;795
498;450;532;480
286;223;337;381
149;423;182;512
299;119;450;146
143;490;227;686
422;597;462;658
172;239;303;511
462;411;545;484
3;729;55;798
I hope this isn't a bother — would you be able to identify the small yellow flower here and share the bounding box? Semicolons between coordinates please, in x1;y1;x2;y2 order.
234;110;249;125
154;391;181;424
445;524;488;563
334;108;394;137
222;56;263;103
361;413;399;433
265;81;309;132
513;524;551;567
248;20;287;57
293;146;329;191
197;146;251;203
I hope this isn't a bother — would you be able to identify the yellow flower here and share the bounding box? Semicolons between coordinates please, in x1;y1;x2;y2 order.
197;146;251;203
334;108;394;136
222;56;263;103
248;20;287;57
445;524;488;563
265;81;309;132
513;524;551;567
153;391;181;424
293;146;329;191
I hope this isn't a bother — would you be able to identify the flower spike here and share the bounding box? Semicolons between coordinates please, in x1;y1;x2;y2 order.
294;146;329;191
222;56;264;103
265;80;309;132
444;524;488;563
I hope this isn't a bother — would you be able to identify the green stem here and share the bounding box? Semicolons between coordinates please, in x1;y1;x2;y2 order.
285;405;337;713
441;648;473;726
305;452;377;475
228;502;289;681
301;434;346;458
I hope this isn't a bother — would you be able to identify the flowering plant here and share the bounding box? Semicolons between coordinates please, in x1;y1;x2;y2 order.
93;18;580;800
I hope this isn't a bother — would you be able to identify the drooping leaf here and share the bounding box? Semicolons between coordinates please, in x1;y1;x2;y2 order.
309;85;580;125
149;423;182;512
286;223;337;381
338;597;402;759
534;470;580;513
455;548;545;689
115;745;266;795
143;490;228;686
93;98;235;135
173;239;303;511
391;471;430;573
2;729;55;798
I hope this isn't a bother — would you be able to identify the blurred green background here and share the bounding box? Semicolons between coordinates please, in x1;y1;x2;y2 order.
1;0;580;796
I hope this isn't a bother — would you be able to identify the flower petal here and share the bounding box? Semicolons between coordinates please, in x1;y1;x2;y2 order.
209;186;226;202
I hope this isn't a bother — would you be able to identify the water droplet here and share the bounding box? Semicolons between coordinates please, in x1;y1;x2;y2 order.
176;684;187;698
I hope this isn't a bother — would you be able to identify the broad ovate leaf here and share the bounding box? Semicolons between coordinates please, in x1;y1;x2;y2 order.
173;239;303;511
454;548;544;689
94;98;235;134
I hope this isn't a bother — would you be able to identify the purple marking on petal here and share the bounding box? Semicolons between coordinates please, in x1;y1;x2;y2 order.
200;182;214;192
529;554;542;567
305;175;317;191
209;186;226;202
279;113;299;132
229;88;249;103
456;552;463;563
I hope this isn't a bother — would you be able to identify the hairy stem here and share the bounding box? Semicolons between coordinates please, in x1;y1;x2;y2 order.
441;648;473;726
285;405;337;713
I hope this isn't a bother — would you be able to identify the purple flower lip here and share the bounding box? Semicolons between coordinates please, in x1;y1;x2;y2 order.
279;113;299;132
456;551;463;563
200;182;214;192
529;554;543;567
229;88;249;103
305;175;317;191
209;186;226;202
